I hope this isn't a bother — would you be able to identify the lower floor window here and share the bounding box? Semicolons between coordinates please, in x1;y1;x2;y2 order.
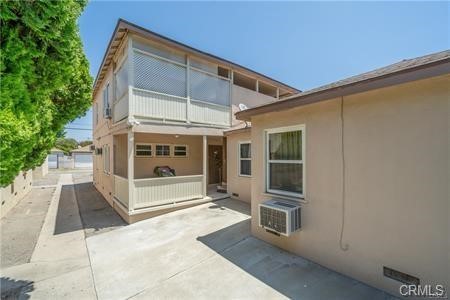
266;125;304;197
173;145;188;157
155;144;170;157
239;142;251;176
103;144;110;174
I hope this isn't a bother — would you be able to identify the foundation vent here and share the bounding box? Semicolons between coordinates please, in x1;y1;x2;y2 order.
383;266;420;285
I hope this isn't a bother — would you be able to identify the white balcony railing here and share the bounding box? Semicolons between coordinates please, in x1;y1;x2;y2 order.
131;88;187;122
133;175;204;209
190;99;230;126
129;88;230;127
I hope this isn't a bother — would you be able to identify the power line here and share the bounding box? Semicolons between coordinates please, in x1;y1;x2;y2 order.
65;127;92;131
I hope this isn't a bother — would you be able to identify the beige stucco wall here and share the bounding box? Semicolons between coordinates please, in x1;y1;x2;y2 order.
0;170;33;218
249;75;449;295
93;61;115;206
226;130;252;203
134;133;204;179
231;85;276;126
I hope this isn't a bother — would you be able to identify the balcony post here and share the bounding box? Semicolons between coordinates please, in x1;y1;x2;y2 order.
202;135;207;197
186;56;191;124
128;130;135;212
128;35;135;117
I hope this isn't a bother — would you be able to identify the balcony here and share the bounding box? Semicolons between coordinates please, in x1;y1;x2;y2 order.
112;37;231;127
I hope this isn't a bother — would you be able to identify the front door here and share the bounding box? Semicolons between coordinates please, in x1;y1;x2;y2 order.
208;145;223;184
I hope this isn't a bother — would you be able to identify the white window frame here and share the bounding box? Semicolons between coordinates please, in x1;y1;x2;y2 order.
173;144;188;158
238;141;251;177
102;83;110;118
155;144;171;157
135;143;152;157
94;102;99;125
265;124;305;199
103;144;110;175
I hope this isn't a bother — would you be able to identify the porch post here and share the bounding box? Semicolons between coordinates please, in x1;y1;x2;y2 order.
202;135;207;197
128;130;135;212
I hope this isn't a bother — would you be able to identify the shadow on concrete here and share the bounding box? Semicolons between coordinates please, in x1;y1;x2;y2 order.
208;199;251;216
1;277;34;300
73;182;126;237
197;220;393;300
53;185;83;235
54;182;126;237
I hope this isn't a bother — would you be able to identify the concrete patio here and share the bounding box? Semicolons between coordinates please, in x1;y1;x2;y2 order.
1;171;395;299
87;198;393;299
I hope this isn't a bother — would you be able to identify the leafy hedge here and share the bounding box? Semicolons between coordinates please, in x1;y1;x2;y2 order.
0;1;92;186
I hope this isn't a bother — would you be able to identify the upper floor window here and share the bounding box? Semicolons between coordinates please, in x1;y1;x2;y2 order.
103;83;110;118
115;59;128;100
239;142;251;177
94;102;99;125
266;125;304;198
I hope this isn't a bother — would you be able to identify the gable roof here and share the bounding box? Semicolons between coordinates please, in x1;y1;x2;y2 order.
93;19;300;97
236;50;450;121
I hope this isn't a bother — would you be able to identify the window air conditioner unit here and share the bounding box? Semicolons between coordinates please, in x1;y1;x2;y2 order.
259;199;301;236
105;107;112;119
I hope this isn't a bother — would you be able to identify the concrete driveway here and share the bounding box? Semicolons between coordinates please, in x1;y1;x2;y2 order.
2;171;393;299
87;199;393;300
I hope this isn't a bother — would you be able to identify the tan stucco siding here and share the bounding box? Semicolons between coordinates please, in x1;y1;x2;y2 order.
93;65;115;206
249;75;449;295
231;85;276;126
226;131;252;203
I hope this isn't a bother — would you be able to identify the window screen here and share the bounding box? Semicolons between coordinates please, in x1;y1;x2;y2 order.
135;144;152;157
173;145;187;157
155;145;171;157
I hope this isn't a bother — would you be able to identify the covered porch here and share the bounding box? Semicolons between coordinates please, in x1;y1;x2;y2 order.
112;131;228;221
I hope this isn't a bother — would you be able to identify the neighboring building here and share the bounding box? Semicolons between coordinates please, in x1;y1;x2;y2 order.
70;145;94;169
48;148;64;169
235;50;450;296
92;19;298;223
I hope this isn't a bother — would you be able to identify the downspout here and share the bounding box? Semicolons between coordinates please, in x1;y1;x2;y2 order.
339;95;349;251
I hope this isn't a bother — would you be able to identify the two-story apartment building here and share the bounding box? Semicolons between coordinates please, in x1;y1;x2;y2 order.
92;19;298;223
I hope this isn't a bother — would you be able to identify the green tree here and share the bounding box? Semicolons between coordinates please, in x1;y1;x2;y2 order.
78;140;93;147
0;1;92;186
55;138;78;155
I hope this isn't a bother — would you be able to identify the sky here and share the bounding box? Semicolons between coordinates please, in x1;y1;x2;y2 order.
66;1;449;141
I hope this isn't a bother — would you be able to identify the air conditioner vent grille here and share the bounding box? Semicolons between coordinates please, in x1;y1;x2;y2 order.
260;206;287;234
259;199;301;236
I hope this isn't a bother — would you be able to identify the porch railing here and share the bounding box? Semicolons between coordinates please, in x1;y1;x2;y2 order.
114;175;129;208
133;175;204;209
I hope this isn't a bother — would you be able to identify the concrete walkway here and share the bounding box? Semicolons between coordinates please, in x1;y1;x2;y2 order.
1;187;53;268
1;174;97;299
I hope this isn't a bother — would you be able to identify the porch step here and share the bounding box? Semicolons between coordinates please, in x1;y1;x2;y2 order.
216;185;227;193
